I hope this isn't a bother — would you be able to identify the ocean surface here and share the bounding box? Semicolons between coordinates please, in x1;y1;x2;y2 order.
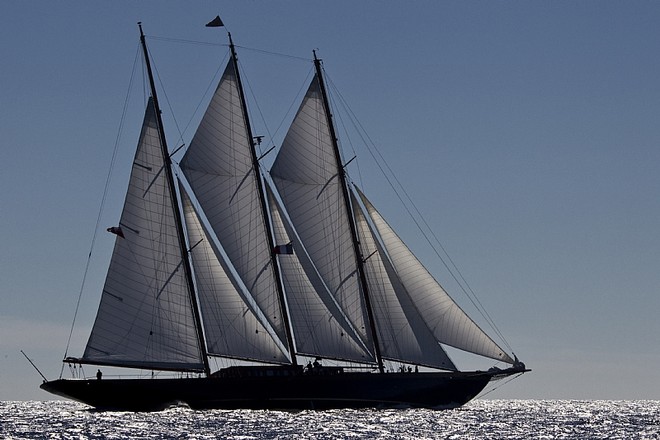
1;400;659;439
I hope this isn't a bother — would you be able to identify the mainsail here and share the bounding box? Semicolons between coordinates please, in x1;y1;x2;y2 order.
270;73;374;353
180;60;287;347
81;98;204;371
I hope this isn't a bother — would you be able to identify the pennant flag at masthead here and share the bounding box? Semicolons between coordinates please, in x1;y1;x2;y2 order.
206;16;224;27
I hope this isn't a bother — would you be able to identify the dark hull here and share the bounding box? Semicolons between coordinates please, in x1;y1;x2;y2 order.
40;370;513;411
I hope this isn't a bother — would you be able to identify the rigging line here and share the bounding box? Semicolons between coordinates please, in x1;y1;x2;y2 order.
148;35;226;47
145;45;185;150
234;44;310;63
233;57;269;158
148;36;308;147
181;50;231;141
239;58;314;159
144;34;230;151
149;35;309;62
477;372;524;398
61;43;142;376
326;77;513;353
324;73;364;189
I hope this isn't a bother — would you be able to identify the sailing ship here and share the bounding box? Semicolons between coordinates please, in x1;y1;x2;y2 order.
40;21;528;410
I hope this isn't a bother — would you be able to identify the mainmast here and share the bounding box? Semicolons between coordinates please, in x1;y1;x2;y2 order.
312;52;385;373
138;23;210;376
227;32;298;366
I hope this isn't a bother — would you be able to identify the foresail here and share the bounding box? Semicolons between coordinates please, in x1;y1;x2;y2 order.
180;183;289;363
180;61;286;344
267;185;374;363
82;98;204;371
356;188;515;364
352;192;456;370
270;74;373;349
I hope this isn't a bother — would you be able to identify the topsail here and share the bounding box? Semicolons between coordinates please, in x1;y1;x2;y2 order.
180;61;288;348
270;74;374;354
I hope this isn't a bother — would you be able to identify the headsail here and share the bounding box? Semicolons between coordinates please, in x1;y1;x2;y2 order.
355;187;515;364
270;73;373;351
267;185;374;363
180;60;287;346
352;191;457;370
180;183;289;363
81;98;204;371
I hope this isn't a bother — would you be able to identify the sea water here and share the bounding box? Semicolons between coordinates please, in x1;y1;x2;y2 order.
1;400;659;439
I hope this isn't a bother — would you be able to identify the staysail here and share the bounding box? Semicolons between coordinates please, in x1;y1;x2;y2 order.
180;60;287;346
266;184;374;363
355;187;515;364
352;191;457;370
81;98;204;371
179;183;289;363
270;73;373;352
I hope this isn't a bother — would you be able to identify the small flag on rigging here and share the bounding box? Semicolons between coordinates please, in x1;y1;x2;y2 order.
107;226;125;239
206;15;224;27
273;243;294;255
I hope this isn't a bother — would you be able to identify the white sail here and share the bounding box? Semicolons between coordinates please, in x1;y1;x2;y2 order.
180;184;289;363
82;98;204;371
266;185;374;363
352;192;456;370
270;74;373;348
180;61;286;344
356;188;515;364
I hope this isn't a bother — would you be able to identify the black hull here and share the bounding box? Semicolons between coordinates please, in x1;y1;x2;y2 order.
40;370;512;411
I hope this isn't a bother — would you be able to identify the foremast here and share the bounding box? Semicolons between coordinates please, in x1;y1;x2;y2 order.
138;23;210;376
312;52;385;373
226;32;298;365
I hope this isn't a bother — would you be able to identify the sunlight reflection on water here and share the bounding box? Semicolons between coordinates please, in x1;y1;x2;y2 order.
1;400;659;439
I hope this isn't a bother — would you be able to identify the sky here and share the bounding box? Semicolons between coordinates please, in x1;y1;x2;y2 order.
2;1;660;402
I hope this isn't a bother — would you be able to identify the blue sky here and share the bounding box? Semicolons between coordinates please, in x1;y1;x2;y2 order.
2;1;660;401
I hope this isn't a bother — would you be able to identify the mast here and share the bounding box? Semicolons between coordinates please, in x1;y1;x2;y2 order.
312;52;385;373
138;23;210;376
228;33;298;366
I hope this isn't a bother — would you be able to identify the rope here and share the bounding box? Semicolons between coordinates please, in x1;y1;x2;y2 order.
240;58;313;159
148;34;309;62
234;44;310;63
148;36;225;48
478;373;524;399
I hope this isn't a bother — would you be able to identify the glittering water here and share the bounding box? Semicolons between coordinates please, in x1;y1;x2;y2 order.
1;400;659;439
